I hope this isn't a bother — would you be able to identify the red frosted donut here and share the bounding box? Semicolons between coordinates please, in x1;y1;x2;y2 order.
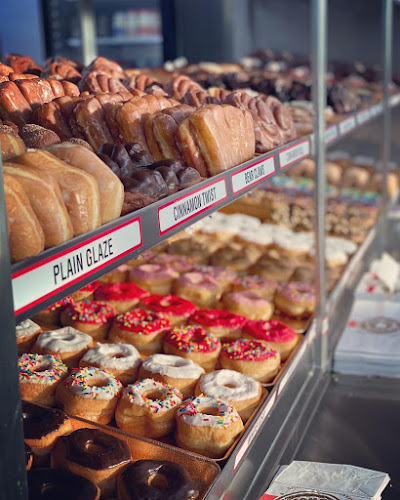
33;296;74;325
60;301;116;341
109;309;171;354
220;339;281;382
141;294;197;326
242;319;298;361
189;309;246;342
163;326;221;372
94;282;149;313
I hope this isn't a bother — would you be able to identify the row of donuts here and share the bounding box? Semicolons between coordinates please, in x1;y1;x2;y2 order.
24;401;199;499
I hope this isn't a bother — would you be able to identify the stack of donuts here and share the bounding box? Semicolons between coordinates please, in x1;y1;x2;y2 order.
23;401;200;499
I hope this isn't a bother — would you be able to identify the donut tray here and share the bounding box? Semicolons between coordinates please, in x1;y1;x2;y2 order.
263;333;304;388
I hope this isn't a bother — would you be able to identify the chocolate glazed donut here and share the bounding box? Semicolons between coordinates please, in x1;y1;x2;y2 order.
22;402;69;440
117;460;198;500
28;468;100;500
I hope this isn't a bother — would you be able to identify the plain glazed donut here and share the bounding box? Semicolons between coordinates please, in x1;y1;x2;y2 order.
60;300;116;341
195;369;262;422
109;309;171;355
16;319;42;355
140;294;197;326
189;309;247;342
80;343;142;385
32;326;94;367
175;395;243;458
19;353;68;406
94;282;149;314
220;339;281;383
242;319;298;360
274;282;315;317
116;378;183;438
172;272;220;308
163;326;221;372
129;263;179;295
28;468;100;500
138;354;205;399
56;367;123;424
221;290;274;321
52;428;131;498
117;460;199;500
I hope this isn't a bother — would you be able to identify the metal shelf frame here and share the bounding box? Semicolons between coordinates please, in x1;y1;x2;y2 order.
0;1;397;499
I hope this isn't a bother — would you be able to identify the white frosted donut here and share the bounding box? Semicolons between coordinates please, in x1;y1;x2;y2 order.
16;319;41;339
36;327;92;353
273;231;313;253
141;354;205;380
198;369;260;402
19;353;68;385
63;367;122;400
177;395;240;428
81;343;141;371
122;378;183;411
326;236;358;255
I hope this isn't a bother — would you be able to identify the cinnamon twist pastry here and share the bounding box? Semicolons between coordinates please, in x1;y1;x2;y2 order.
41;62;81;84
5;54;43;76
45;57;84;72
261;95;297;143
0;63;13;76
0;81;32;127
78;72;128;94
82;57;126;80
180;89;219;108
123;74;158;92
9;73;39;82
74;97;114;150
166;75;204;101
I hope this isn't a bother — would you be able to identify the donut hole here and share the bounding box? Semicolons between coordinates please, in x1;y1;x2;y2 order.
107;353;125;359
148;473;169;490
223;383;238;389
84;440;107;455
32;363;50;373
59;333;76;342
198;406;221;417
190;334;205;343
87;377;109;388
143;390;164;402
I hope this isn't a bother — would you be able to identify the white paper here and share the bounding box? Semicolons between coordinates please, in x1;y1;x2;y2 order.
370;253;400;293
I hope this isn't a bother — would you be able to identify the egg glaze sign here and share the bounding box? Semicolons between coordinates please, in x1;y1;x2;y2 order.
12;217;142;315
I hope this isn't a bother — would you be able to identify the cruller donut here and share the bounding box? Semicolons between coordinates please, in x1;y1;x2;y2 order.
189;309;247;343
140;294;197;326
175;395;244;458
60;300;116;341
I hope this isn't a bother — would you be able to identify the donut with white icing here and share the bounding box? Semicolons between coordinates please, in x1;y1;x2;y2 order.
138;354;205;398
129;264;179;295
19;353;68;406
56;367;123;424
32;327;94;367
221;290;274;321
195;369;262;422
115;378;183;438
16;319;42;355
80;343;142;385
175;395;243;458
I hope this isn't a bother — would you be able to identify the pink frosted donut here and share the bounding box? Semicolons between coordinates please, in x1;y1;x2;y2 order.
129;263;178;295
172;271;220;308
221;290;274;321
274;282;315;317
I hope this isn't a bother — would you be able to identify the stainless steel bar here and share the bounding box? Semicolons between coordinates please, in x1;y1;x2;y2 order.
311;0;328;369
79;0;97;66
0;156;28;498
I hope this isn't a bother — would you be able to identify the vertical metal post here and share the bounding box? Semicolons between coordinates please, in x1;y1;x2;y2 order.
381;0;393;215
79;0;97;66
311;0;328;369
0;157;28;499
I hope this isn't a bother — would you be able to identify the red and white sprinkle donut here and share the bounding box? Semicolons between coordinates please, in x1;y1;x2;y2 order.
109;309;171;355
163;326;221;372
19;353;68;406
220;339;281;383
175;395;244;458
56;367;123;424
60;300;116;341
189;309;247;342
115;378;183;438
94;282;149;314
274;282;315;317
140;294;197;326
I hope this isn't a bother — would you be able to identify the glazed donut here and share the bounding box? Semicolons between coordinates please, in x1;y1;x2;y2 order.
129;264;179;295
138;354;205;399
140;294;197;326
243;319;299;361
109;309;171;355
52;428;131;498
274;282;315;317
151;252;195;274
94;282;149;314
220;339;281;383
25;443;33;470
192;265;237;293
60;300;116;341
231;274;278;300
22;401;72;461
28;468;100;500
189;309;247;342
33;296;74;325
172;272;220;308
163;326;221;372
195;369;262;422
175;395;243;458
115;378;183;438
16;319;42;355
210;242;261;272
70;280;101;302
19;353;68;406
80;343;142;385
56;367;123;424
117;460;199;500
249;257;295;282
32;327;94;367
221;290;274;321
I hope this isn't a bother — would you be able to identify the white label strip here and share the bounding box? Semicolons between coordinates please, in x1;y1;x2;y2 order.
338;116;356;135
158;178;228;235
325;125;338;144
279;139;310;169
356;108;371;125
233;392;277;472
12;217;142;315
231;156;275;194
